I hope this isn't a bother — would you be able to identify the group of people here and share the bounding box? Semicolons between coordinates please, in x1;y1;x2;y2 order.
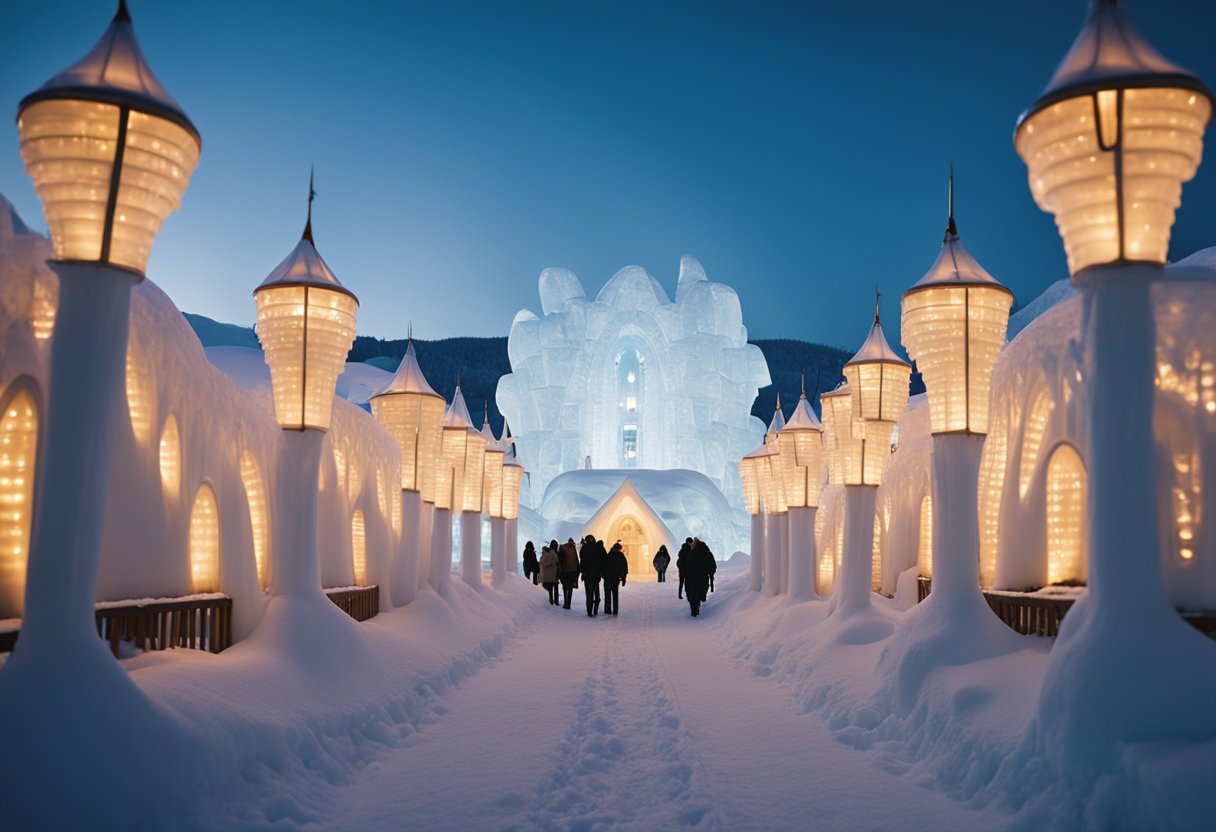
522;537;630;617
522;535;717;617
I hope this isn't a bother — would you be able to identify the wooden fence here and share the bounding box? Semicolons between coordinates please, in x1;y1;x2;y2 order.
325;585;380;622
95;596;233;657
917;577;1216;639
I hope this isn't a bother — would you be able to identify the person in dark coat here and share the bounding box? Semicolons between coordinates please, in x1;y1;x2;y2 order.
652;545;671;582
684;538;717;617
558;538;580;609
522;541;539;585
602;541;629;616
538;542;560;605
676;538;692;599
579;535;605;617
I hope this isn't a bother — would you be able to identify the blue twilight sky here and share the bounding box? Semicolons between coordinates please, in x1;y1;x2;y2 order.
2;0;1215;352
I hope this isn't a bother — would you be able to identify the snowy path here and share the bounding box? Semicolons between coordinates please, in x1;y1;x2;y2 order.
300;582;988;831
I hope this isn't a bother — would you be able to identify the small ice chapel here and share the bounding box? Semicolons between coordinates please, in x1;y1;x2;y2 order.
581;479;677;580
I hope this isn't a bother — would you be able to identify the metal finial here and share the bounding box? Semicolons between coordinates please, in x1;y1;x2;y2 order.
455;374;461;389
775;390;782;412
115;0;131;23
484;401;490;426
800;368;806;399
303;167;316;243
945;162;958;240
874;286;882;325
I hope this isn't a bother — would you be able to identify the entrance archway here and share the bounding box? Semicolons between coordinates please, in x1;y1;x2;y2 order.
608;514;654;580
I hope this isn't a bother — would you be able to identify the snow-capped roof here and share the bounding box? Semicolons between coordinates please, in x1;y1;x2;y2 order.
480;406;496;444
581;477;677;555
371;340;440;400
845;316;908;368
821;382;851;400
767;393;786;433
907;183;1013;296
743;442;771;460
782;393;822;432
19;1;199;141
444;385;474;429
255;223;358;302
1020;0;1210;123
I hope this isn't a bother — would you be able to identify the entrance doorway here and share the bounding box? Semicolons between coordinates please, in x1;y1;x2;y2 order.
608;514;655;580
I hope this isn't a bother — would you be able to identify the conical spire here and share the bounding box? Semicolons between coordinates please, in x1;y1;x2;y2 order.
373;336;440;399
19;0;199;139
846;309;908;368
906;168;1011;296
255;172;358;302
1023;0;1209;121
768;392;786;433
444;383;474;428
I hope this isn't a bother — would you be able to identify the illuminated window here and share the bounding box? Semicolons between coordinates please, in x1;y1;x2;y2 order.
126;336;153;445
978;407;1009;588
159;414;180;500
1171;450;1201;564
872;512;884;592
0;387;38;618
30;274;57;340
351;510;367;586
333;443;347;493
626;396;637;412
1019;390;1051;499
917;495;933;579
1045;444;1087;585
189;484;220;592
240;452;269;589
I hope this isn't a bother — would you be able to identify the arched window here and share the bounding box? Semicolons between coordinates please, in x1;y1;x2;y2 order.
351;510;367;586
159;415;180;500
240;452;269;589
917;495;934;579
1019;390;1051;499
1045;444;1087;585
189;484;220;592
0;386;38;618
126;337;153;445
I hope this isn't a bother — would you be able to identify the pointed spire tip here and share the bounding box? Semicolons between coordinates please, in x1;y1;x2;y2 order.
115;0;131;23
945;163;958;240
302;167;316;243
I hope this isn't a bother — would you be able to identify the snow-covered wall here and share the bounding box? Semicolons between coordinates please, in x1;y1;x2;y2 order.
497;256;770;512
0;197;402;635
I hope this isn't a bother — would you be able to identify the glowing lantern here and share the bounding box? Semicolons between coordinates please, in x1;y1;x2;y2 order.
842;309;910;485
17;1;200;275
481;407;505;519
1015;0;1212;275
370;338;445;498
777;380;825;508
351;510;367;587
436;386;485;512
188;483;220;592
739;452;761;516
253;177;359;433
821;384;865;486
240;451;269;589
0;388;38;619
901;174;1014;435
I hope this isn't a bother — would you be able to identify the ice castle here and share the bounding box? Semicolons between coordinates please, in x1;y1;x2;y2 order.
496;255;770;559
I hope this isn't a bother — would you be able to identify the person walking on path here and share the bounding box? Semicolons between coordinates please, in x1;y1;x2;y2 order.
652;545;671;583
522;541;539;585
676;538;692;599
579;535;605;617
539;541;560;605
558;538;580;610
684;538;716;617
602;541;629;616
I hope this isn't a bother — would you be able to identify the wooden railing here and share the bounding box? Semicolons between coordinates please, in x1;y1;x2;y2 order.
917;577;1216;639
1;595;233;657
325;585;379;622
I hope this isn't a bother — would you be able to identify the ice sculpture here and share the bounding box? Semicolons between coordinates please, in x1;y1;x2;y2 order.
497;256;770;513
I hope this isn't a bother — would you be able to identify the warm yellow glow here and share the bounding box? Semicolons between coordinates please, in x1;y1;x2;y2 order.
843;361;909;424
917;494;933;579
815;505;834;595
754;451;786;514
777;427;825;508
901;284;1013;434
347;446;361;502
1019;390;1052;499
822;390;865;485
188;483;220;592
871;512;883;591
1017;88;1210;274
18;99;200;274
437;427;486;512
125;335;152;445
977;407;1009;588
240;452;269;589
502;463;524;520
483;446;505;519
254;284;358;432
351;509;367;586
30;274;57;340
739;455;761;515
1170;449;1201;566
0;389;38;619
1046;444;1087;584
370;389;445;495
159;414;179;500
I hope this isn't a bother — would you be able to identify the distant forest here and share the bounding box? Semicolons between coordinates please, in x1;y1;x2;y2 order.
348;334;902;437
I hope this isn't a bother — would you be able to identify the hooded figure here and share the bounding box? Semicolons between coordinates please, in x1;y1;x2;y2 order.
523;541;539;584
579;535;605;617
602;541;629;616
558;538;580;609
652;545;671;582
683;538;716;617
676;538;692;599
539;542;560;605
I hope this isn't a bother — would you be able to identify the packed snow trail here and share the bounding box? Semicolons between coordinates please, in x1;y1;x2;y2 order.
285;583;989;831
